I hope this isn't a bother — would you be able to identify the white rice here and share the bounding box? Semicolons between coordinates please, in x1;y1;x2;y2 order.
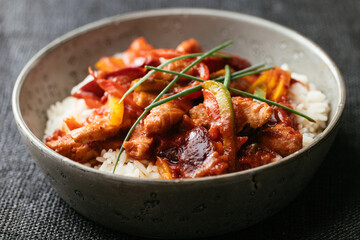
95;149;161;178
281;64;330;146
44;64;329;177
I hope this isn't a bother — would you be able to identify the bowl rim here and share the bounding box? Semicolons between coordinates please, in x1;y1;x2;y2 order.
12;8;346;184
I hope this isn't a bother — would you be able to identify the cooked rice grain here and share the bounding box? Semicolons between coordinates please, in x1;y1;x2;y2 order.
97;149;161;178
284;64;330;146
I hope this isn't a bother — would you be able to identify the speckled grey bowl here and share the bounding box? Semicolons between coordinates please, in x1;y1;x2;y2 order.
12;8;345;239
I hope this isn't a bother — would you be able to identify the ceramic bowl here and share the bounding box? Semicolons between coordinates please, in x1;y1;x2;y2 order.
12;8;345;239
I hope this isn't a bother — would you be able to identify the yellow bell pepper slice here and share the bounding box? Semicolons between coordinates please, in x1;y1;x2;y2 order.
156;157;173;179
248;67;291;101
247;71;270;93
269;68;291;101
95;57;125;72
107;97;124;127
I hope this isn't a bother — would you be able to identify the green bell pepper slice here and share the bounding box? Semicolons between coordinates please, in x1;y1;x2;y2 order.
202;80;237;171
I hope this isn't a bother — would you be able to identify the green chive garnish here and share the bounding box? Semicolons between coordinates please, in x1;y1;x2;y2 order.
144;66;205;82
211;62;264;81
144;65;273;85
212;66;274;82
144;66;315;122
112;40;315;173
113;40;234;173
145;85;203;110
118;53;230;104
145;64;273;84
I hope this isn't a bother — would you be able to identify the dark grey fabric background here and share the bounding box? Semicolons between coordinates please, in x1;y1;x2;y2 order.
1;0;359;239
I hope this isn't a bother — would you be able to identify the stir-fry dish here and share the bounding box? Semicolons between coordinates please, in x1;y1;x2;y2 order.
44;37;329;179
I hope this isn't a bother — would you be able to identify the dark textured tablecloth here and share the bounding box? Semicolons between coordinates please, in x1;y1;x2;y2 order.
1;0;359;239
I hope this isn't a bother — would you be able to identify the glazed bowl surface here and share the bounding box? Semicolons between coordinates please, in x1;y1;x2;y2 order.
12;8;345;239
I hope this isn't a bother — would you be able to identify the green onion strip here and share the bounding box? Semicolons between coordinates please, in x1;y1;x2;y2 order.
118;53;230;103
144;66;316;122
112;40;234;173
144;64;271;84
223;64;231;88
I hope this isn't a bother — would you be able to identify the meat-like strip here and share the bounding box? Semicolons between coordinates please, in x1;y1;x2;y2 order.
46;133;123;163
133;91;156;108
46;134;99;163
232;97;273;132
189;97;273;132
69;99;136;144
123;124;154;160
258;124;303;157
70;117;121;144
144;101;190;134
189;103;211;128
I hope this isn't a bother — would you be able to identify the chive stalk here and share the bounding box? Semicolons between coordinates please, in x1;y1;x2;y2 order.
144;66;316;122
113;40;234;173
118;53;230;103
223;64;231;88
